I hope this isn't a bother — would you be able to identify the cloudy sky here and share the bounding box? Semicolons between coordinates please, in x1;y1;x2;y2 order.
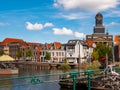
0;0;120;43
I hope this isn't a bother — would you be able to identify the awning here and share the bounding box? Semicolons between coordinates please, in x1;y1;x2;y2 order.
0;55;15;61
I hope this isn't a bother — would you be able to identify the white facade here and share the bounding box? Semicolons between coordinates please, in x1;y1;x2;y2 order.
66;40;89;64
40;40;90;64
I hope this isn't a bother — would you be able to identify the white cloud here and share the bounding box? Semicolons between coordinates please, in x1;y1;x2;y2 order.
0;22;9;26
106;22;119;27
54;0;119;12
44;22;54;27
74;32;85;39
26;22;54;30
26;22;43;30
53;27;73;35
60;13;82;20
53;27;85;39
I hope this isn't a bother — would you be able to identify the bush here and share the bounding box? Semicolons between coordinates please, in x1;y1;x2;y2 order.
115;62;120;67
59;63;71;72
84;61;101;70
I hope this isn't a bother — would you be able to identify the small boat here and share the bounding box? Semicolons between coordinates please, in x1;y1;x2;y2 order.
0;69;18;75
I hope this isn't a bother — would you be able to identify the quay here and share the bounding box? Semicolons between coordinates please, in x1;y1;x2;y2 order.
12;61;78;69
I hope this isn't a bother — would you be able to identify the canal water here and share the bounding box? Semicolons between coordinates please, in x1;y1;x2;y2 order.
0;66;72;90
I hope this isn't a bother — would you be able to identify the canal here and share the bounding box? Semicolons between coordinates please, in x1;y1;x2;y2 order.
0;66;71;90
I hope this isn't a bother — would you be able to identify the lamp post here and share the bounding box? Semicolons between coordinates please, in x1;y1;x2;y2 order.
112;42;115;64
78;41;81;73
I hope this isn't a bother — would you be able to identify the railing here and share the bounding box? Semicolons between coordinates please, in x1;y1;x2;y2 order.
0;68;120;90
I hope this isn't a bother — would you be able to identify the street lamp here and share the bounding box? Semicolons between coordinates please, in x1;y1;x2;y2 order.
112;42;115;64
78;41;81;73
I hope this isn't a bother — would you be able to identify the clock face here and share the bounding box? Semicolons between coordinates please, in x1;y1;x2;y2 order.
97;15;102;20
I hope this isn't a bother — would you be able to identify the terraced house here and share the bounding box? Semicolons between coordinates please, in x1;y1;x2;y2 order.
0;38;90;64
0;38;42;62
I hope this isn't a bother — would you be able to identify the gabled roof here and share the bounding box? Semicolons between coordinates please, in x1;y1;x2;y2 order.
85;40;93;47
1;38;28;48
54;42;61;49
35;46;42;52
1;38;24;45
46;43;52;49
114;35;119;43
68;40;78;44
27;42;41;46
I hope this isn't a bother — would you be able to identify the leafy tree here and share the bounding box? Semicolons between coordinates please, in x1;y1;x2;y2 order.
0;50;4;56
92;50;99;61
26;49;32;57
44;52;51;60
16;50;23;59
92;43;112;61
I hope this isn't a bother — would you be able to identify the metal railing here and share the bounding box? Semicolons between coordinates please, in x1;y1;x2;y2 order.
0;68;120;90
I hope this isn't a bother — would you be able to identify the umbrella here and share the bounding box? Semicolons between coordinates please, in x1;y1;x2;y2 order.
0;55;14;61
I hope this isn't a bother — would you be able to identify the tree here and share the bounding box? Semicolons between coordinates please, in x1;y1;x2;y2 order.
16;50;23;59
92;50;99;61
92;43;112;61
44;52;51;60
0;50;4;56
26;49;32;57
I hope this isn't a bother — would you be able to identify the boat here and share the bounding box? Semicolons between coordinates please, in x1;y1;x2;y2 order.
0;54;19;75
0;69;18;75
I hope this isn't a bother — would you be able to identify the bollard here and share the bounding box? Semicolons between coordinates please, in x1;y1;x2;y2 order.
70;71;79;90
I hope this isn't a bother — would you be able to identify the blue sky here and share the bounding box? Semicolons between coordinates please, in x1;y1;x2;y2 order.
0;0;120;43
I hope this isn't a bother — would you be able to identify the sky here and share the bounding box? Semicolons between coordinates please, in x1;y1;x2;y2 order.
0;0;120;44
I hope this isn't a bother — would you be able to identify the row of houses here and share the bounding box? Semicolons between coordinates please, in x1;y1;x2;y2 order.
1;13;120;63
0;38;92;64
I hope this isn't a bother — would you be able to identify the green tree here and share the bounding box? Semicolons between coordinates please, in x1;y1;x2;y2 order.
44;52;51;60
26;49;32;57
0;50;4;56
16;50;23;59
92;50;99;61
92;43;112;61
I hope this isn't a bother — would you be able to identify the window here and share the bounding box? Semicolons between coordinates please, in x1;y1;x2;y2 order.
56;52;58;56
59;52;61;56
52;52;54;56
62;52;64;56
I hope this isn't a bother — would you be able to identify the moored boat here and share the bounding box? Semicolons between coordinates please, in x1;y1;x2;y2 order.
0;69;18;75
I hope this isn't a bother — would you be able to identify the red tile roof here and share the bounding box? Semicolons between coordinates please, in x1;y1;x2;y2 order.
46;44;51;49
1;38;28;48
85;40;93;47
35;46;42;52
114;35;119;43
27;42;40;46
54;42;61;49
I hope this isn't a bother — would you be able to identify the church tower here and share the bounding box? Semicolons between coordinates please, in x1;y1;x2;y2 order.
94;13;105;34
86;13;113;47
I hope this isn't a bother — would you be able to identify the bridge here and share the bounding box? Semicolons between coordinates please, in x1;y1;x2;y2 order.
0;68;120;90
